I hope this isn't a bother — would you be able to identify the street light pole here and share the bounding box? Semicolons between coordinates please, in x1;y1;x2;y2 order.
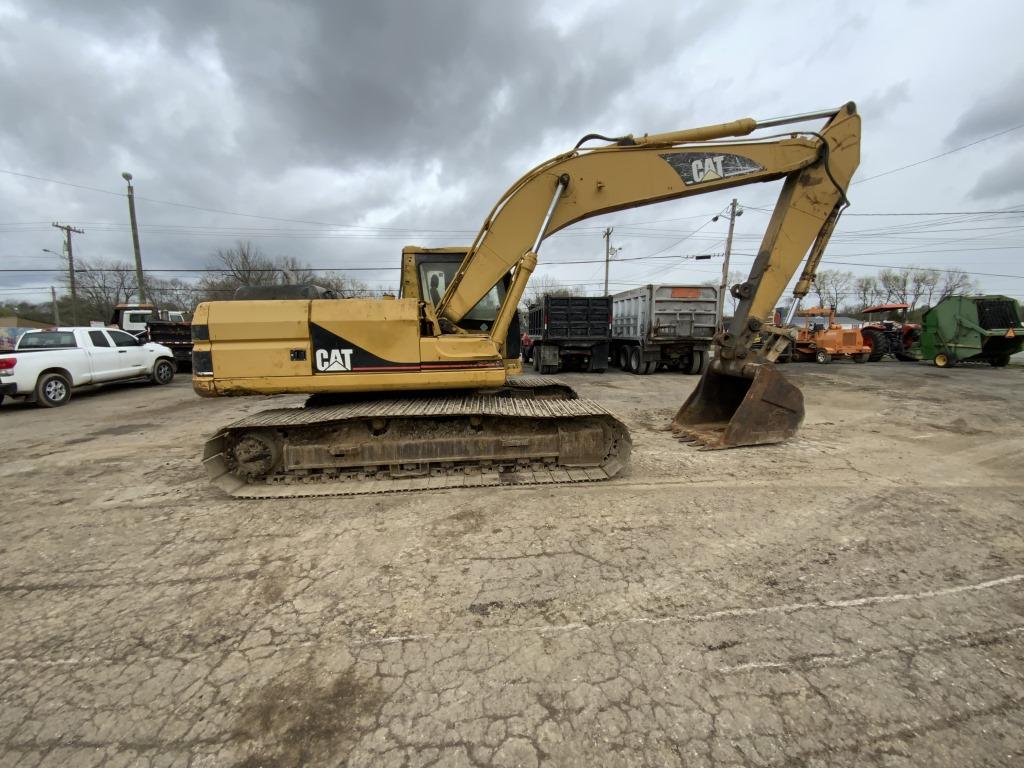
122;172;146;303
603;227;613;296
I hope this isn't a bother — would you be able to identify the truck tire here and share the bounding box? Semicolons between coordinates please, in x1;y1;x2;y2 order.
815;349;831;364
684;350;707;375
618;347;630;371
532;352;540;372
989;355;1010;367
629;347;643;374
853;352;869;363
151;358;176;385
35;372;71;407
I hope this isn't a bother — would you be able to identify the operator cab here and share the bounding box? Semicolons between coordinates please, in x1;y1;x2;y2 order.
400;246;520;357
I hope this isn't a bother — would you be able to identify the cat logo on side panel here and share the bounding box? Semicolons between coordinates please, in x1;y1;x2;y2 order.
315;348;354;372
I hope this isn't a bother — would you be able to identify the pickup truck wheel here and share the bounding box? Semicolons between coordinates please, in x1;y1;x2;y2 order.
36;372;71;407
151;358;175;385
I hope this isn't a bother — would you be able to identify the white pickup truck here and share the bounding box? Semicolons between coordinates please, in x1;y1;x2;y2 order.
0;327;176;407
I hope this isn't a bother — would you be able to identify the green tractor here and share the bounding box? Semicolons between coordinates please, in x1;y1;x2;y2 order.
914;295;1023;368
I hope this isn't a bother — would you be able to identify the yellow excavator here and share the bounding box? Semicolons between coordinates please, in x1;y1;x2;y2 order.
192;102;861;497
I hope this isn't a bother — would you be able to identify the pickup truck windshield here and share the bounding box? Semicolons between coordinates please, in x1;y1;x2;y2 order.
18;331;77;349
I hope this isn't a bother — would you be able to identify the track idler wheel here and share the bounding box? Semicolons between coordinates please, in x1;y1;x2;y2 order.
671;360;804;449
228;430;282;477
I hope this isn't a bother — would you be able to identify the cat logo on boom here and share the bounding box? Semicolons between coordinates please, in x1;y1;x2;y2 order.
660;152;765;186
315;347;354;372
691;155;726;183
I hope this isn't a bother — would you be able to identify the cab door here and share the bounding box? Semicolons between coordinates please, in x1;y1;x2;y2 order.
106;329;148;376
85;329;124;381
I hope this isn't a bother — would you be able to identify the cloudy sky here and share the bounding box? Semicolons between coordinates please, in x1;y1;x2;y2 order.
2;0;1023;306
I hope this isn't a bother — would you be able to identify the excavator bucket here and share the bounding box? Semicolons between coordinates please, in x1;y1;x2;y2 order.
671;362;804;449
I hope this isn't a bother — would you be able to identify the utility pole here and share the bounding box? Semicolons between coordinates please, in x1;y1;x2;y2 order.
50;286;60;325
122;172;146;303
716;199;742;328
603;227;613;296
52;222;83;325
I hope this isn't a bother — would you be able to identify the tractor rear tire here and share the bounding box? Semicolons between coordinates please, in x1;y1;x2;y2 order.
815;349;832;364
862;328;886;362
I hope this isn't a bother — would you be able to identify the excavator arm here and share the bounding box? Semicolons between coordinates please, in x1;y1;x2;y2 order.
440;102;861;447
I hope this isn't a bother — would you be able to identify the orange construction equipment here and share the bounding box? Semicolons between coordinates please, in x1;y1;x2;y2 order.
791;306;870;364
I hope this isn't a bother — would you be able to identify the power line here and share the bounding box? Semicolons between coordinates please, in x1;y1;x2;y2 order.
852;123;1024;185
0;250;723;274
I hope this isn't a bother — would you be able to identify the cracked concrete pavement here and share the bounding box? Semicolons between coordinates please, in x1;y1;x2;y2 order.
1;361;1022;766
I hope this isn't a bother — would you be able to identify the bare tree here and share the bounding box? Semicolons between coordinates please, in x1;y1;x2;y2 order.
276;255;317;286
938;268;977;301
198;242;299;300
812;269;854;309
147;277;202;313
316;272;374;298
72;258;137;322
853;275;884;309
908;267;941;309
212;241;278;286
523;274;582;310
879;268;911;305
705;270;746;314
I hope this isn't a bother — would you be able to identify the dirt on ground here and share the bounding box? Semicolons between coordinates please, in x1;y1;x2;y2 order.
1;360;1022;767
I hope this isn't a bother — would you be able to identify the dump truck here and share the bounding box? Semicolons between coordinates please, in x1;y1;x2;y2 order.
192;103;861;496
525;295;611;374
611;285;718;374
915;295;1023;367
111;303;193;370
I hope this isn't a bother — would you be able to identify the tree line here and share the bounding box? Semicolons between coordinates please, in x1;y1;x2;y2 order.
3;247;982;327
808;266;977;317
2;242;371;324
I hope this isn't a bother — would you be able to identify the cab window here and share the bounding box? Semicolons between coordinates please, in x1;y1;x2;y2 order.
88;331;111;347
418;261;506;323
108;330;140;347
18;331;77;349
